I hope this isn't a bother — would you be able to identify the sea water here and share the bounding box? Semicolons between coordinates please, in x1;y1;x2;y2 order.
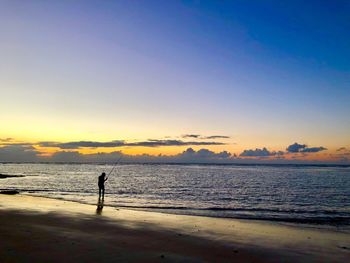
0;163;349;226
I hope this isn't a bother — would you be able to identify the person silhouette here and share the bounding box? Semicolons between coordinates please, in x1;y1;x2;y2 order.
98;172;108;199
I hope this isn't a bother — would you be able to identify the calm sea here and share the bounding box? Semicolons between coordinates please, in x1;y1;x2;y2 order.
1;163;349;226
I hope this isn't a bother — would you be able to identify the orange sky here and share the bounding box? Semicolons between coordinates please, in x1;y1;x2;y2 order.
1;135;348;164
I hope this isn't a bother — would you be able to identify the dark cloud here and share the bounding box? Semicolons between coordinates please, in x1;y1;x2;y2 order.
301;146;327;153
0;137;13;142
216;151;231;158
286;143;307;153
181;134;230;139
239;147;282;157
202;135;230;139
182;134;201;138
0;144;348;164
179;148;231;159
50;151;84;163
131;139;225;147
0;144;233;163
39;139;226;149
0;138;31;147
48;148;231;163
0;145;39;162
286;142;327;153
337;147;347;152
50;151;127;163
40;140;125;149
0;142;35;147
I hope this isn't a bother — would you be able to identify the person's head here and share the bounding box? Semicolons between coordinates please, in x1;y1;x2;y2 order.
101;172;106;177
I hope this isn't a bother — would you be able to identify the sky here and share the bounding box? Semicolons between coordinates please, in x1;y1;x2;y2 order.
0;0;349;163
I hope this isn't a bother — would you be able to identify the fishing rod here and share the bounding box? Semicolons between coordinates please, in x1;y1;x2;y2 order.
106;156;123;179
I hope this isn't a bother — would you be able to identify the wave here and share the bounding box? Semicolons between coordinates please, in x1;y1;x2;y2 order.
111;204;348;215
3;188;350;226
0;174;26;179
103;205;349;226
1;188;146;195
204;207;350;215
106;205;350;225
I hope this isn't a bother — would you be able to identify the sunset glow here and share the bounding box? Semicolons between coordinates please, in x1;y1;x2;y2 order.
1;1;349;164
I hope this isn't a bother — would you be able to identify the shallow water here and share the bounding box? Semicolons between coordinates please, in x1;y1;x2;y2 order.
0;163;349;226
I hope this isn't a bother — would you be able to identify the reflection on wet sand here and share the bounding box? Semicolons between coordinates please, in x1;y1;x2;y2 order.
96;198;104;215
1;194;349;263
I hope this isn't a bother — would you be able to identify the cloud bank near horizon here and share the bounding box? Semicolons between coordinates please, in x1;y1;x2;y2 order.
0;138;346;164
0;144;233;163
38;139;226;149
239;147;284;157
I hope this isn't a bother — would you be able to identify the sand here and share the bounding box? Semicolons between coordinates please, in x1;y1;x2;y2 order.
0;195;349;262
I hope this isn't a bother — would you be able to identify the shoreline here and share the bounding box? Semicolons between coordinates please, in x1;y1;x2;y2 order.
17;192;350;230
1;194;349;262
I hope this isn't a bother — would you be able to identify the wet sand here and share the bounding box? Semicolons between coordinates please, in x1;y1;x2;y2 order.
0;195;349;262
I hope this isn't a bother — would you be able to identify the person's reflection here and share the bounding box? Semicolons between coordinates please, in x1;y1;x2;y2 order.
96;198;104;215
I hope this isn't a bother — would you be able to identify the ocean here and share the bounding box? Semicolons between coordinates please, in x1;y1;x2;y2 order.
1;163;349;227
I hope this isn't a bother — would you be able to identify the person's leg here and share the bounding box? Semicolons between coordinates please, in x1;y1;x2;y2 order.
102;187;105;199
99;187;101;199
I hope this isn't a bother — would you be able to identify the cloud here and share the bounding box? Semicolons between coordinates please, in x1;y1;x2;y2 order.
48;148;232;163
182;134;201;138
216;151;231;158
38;134;231;150
39;139;226;149
0;144;233;163
286;143;327;153
40;140;125;149
301;146;327;153
286;143;307;153
0;138;32;147
0;143;347;164
239;147;282;157
181;134;230;139
179;148;231;159
0;145;39;162
0;137;13;143
50;151;85;163
337;147;347;152
131;139;225;147
202;135;230;139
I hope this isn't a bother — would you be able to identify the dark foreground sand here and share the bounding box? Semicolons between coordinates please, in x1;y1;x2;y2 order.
0;195;349;262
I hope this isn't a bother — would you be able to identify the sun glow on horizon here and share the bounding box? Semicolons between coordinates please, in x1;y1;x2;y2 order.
0;135;347;164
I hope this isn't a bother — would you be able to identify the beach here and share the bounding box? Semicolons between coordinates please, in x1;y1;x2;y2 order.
2;0;349;261
0;194;349;262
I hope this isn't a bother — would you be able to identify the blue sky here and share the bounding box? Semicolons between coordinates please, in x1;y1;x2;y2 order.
1;0;349;162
